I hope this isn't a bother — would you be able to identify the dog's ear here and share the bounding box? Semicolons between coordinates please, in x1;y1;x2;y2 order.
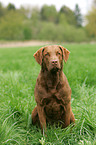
59;45;70;63
33;47;44;65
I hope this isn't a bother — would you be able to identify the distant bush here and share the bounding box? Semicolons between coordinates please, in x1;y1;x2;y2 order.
0;2;95;42
37;22;58;41
23;21;32;40
61;25;88;42
0;13;87;42
32;21;88;42
0;3;89;42
0;10;25;40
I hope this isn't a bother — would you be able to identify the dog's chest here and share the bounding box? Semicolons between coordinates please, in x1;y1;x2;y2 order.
42;94;65;120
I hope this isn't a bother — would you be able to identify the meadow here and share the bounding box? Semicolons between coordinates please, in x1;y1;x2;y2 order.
0;43;96;145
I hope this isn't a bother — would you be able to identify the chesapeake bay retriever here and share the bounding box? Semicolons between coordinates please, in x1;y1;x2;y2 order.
32;45;75;135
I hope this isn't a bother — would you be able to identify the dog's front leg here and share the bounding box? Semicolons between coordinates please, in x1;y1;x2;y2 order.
37;104;46;136
62;102;71;128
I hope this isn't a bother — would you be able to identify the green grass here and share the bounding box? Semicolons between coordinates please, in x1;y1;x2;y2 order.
0;44;96;145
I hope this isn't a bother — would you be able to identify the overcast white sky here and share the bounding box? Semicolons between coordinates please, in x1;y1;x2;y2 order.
0;0;93;15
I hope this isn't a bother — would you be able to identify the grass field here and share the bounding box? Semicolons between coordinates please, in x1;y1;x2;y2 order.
0;44;96;145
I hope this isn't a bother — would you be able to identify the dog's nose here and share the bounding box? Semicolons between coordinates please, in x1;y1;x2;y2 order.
51;60;58;65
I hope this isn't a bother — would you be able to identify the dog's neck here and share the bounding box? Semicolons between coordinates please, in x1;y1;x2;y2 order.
42;69;61;89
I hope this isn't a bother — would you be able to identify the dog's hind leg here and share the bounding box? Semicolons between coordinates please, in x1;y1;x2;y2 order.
32;106;40;126
70;108;75;124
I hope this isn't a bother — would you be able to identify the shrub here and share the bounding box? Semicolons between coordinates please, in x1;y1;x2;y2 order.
0;10;88;42
35;22;88;42
0;10;25;40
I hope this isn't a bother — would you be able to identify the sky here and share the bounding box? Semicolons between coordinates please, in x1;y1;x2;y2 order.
0;0;93;15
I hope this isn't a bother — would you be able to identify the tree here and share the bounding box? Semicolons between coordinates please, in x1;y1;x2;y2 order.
74;4;82;27
40;5;58;23
31;7;40;22
0;11;25;40
86;8;96;37
7;3;16;11
0;2;3;17
0;2;6;18
86;0;96;37
19;6;33;18
59;5;76;25
58;13;68;25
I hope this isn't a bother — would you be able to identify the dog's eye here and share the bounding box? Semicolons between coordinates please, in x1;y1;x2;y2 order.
57;52;61;55
45;52;50;56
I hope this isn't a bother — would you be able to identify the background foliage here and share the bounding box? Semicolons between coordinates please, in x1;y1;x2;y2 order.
0;2;96;42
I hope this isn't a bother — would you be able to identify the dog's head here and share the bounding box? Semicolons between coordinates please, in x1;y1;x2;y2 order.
33;45;70;72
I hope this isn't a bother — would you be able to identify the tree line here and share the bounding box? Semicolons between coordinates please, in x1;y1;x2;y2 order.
0;2;96;42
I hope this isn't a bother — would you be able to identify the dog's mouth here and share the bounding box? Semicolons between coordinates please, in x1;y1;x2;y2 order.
45;60;61;72
50;66;60;73
48;62;61;73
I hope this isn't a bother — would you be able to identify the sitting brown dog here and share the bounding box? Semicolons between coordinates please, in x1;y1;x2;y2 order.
32;45;75;135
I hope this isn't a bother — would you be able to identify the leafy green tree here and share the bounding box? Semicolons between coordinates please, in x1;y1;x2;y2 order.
86;8;96;37
74;4;82;27
7;3;16;10
58;13;68;25
31;7;40;23
0;2;6;18
0;10;25;40
59;5;77;25
40;5;58;23
0;3;88;42
0;2;3;17
86;0;96;37
19;6;33;18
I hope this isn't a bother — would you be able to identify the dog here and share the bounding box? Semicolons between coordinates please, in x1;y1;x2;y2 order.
32;45;75;135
